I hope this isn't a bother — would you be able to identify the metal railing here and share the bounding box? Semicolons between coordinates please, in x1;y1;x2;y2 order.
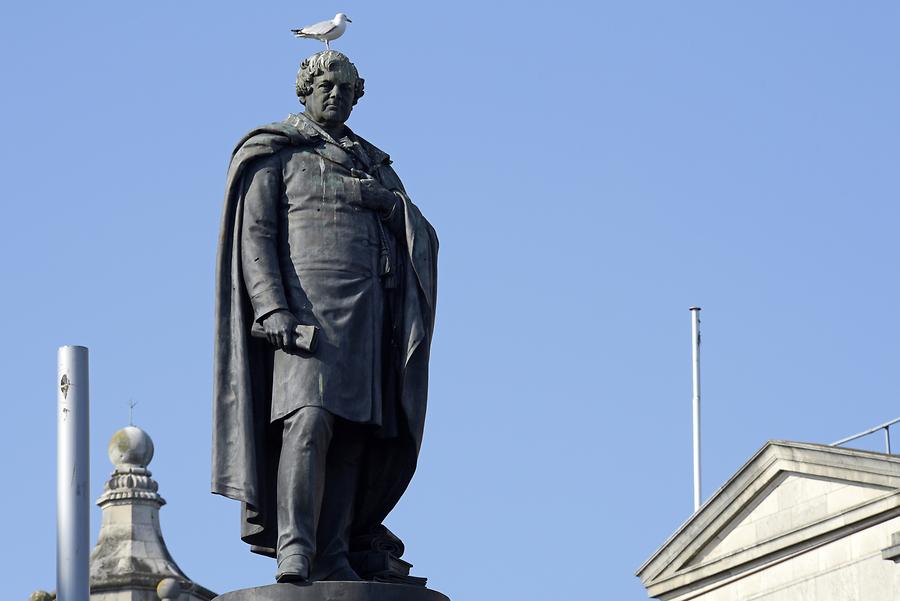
831;417;900;454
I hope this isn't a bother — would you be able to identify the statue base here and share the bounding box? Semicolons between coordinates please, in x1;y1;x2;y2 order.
213;582;450;601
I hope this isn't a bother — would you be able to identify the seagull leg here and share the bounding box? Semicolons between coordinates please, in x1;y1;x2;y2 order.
325;40;330;50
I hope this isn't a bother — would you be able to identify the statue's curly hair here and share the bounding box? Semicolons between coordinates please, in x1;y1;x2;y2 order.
295;50;365;106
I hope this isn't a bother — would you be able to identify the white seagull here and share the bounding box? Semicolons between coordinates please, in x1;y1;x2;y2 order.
291;13;351;49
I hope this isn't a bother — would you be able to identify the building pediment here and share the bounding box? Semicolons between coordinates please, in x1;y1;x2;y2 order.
636;441;900;599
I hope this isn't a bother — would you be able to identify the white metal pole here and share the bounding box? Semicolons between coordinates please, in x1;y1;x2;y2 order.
57;346;90;601
689;307;702;512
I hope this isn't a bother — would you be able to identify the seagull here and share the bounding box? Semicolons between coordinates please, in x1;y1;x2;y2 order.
291;13;351;49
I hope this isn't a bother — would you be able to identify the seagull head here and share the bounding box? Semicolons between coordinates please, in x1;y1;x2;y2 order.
334;13;351;24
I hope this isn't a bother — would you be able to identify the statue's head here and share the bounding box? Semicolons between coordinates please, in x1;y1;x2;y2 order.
296;50;365;128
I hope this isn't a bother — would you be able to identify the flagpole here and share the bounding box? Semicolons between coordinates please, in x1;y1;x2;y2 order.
689;308;702;512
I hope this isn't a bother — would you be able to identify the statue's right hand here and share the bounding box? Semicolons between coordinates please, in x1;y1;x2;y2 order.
351;169;397;214
261;310;302;350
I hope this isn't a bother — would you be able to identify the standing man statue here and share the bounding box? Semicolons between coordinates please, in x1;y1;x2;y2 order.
212;50;438;585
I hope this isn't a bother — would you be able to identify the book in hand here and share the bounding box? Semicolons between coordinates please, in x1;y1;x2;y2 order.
250;320;319;353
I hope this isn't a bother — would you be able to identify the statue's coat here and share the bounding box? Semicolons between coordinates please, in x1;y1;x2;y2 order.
212;115;437;555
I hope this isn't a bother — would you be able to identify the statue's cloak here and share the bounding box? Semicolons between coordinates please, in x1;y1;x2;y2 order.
212;116;438;556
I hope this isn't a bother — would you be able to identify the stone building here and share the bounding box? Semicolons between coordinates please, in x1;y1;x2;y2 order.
33;426;215;601
637;440;900;600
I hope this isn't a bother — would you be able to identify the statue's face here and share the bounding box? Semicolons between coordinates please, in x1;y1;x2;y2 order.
304;65;357;127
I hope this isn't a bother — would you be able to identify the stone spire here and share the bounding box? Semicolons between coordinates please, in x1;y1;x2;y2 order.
89;426;215;601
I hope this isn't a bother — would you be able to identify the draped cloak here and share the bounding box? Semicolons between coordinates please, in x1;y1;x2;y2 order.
212;115;438;556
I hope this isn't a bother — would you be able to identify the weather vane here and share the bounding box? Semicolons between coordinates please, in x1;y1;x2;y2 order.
129;399;137;426
291;13;351;49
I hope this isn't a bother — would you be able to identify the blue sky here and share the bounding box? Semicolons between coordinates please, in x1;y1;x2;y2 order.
2;2;899;599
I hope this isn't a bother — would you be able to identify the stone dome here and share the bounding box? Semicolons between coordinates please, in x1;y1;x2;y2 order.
108;425;154;467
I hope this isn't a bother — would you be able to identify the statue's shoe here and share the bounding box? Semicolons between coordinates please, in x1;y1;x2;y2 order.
275;554;311;583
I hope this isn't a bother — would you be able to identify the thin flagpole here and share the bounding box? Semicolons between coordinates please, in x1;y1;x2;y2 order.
689;308;702;512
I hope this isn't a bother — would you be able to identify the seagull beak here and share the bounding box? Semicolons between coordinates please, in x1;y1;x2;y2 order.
346;17;352;22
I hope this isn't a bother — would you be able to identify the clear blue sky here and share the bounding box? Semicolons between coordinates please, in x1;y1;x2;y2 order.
2;2;899;599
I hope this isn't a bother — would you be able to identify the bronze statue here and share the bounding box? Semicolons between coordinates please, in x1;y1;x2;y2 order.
212;50;438;585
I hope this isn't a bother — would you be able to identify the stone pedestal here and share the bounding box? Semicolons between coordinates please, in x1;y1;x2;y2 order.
213;582;450;601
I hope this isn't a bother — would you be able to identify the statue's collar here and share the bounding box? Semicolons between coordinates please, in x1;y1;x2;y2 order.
285;112;348;145
285;113;391;168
